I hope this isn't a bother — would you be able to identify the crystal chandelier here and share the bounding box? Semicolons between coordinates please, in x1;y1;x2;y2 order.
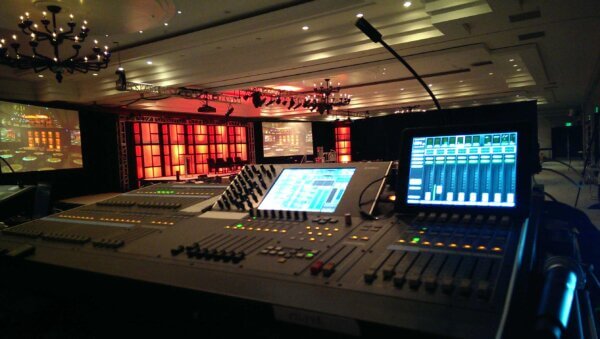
0;5;111;83
311;78;351;114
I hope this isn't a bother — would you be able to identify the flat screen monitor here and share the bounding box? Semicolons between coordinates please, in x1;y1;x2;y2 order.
405;131;518;208
0;100;82;173
262;122;313;157
258;168;355;213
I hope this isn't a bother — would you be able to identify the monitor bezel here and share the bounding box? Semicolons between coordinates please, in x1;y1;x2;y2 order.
396;123;532;216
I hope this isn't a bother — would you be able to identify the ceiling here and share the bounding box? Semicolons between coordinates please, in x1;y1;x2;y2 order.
0;0;599;122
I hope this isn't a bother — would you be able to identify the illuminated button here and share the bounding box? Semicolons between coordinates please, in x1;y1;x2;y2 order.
309;237;316;241
435;242;444;247
305;252;314;259
361;236;369;241
327;233;332;237
256;228;262;231
278;258;287;263
419;231;425;234
272;229;278;232
324;227;330;231
334;228;339;232
248;227;254;230
264;228;270;232
492;246;502;252
422;241;431;246
463;244;472;249
306;226;311;229
281;230;287;233
398;239;406;243
296;253;305;258
307;231;313;235
351;235;359;240
449;243;457;248
477;245;487;251
410;237;420;244
317;232;323;236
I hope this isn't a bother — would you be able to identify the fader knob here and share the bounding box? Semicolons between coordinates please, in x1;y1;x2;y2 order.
344;213;352;226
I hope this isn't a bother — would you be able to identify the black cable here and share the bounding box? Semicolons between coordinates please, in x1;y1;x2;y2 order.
540;168;580;188
355;18;441;110
0;157;16;174
544;192;558;202
543;159;579;173
358;175;390;220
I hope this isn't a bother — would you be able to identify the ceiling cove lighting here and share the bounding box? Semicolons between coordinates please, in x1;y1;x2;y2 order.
403;1;412;8
302;26;309;31
0;5;111;83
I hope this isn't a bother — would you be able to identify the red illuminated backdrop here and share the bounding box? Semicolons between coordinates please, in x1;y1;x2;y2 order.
335;126;351;163
132;122;248;180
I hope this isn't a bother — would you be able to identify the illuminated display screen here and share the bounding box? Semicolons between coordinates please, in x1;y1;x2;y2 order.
0;100;82;173
258;168;355;213
406;132;517;207
262;122;313;157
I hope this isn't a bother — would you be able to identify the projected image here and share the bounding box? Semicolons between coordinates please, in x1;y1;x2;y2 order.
0;101;82;173
258;168;355;213
262;122;313;157
406;132;517;207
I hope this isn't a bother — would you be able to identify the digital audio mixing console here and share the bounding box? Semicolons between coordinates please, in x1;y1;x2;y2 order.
0;125;533;338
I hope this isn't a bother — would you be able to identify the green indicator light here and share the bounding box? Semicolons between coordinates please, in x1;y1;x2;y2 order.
306;253;314;258
421;227;427;231
595;105;599;113
411;237;420;243
565;122;572;127
252;217;256;220
236;223;243;228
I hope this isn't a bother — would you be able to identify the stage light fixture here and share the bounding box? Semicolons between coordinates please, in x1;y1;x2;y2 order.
266;98;275;106
115;68;127;91
251;91;266;108
276;96;281;104
287;98;295;109
225;105;234;117
293;101;303;109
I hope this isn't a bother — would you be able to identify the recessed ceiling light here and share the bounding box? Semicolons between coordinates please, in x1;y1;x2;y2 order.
459;80;464;83
516;68;522;71
400;88;404;91
513;64;518;67
139;30;143;34
403;1;412;8
92;73;98;76
38;74;44;78
164;22;169;26
356;13;363;18
105;34;109;37
509;58;514;62
177;10;182;14
489;72;494;75
302;25;309;31
146;60;153;65
117;66;124;71
428;84;432;87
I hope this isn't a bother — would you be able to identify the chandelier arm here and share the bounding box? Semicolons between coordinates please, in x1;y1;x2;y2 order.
24;26;51;41
66;48;80;61
31;47;52;61
33;65;48;73
41;22;53;35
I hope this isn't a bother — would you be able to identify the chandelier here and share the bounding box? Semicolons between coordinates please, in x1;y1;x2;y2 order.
311;78;351;114
0;5;111;83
